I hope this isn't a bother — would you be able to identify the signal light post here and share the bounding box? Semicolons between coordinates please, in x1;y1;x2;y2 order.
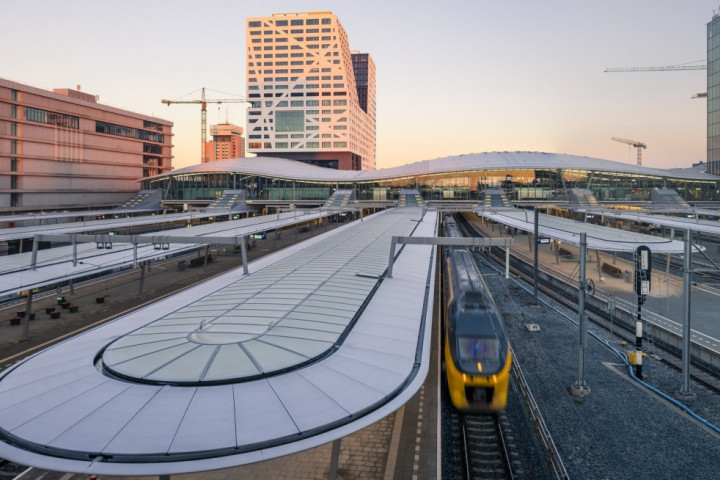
633;245;651;379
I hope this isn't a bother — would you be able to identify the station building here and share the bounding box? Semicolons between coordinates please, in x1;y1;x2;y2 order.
141;151;720;206
245;11;376;171
0;78;173;212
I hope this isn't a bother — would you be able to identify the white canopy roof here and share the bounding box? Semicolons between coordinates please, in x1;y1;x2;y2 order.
478;209;690;253
0;210;334;299
0;208;437;476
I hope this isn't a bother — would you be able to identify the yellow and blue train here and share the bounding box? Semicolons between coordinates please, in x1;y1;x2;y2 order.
443;215;512;412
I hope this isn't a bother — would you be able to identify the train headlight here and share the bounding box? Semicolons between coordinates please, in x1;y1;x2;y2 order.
476;362;483;372
462;374;468;382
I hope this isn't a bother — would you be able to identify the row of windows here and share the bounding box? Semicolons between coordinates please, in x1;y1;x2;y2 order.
269;140;346;149
143;143;163;154
26;107;79;129
143;120;164;132
96;121;164;143
260;84;345;90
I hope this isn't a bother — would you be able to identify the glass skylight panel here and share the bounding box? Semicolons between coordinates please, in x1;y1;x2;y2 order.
101;209;422;384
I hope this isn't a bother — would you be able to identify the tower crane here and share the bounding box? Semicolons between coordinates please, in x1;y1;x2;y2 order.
605;64;707;97
612;137;646;166
604;65;706;73
162;88;247;163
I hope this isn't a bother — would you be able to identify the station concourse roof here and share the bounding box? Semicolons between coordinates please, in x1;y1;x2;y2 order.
0;208;437;476
477;209;690;253
145;152;720;184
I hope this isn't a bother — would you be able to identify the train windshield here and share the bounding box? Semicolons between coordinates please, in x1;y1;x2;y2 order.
456;336;502;372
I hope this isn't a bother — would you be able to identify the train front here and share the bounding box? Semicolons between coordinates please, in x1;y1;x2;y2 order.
446;291;512;412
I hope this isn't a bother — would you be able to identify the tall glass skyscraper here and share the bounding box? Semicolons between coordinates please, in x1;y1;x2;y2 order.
245;12;376;170
707;13;720;175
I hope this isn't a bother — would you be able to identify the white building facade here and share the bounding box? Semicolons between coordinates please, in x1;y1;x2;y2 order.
246;12;376;171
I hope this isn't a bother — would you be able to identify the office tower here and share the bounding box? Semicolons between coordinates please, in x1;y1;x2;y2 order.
246;11;376;170
205;123;245;161
708;12;720;175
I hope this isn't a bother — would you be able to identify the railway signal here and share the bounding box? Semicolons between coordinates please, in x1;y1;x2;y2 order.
633;245;652;379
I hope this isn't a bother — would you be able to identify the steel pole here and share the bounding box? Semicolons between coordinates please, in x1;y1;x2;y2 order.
571;233;590;396
533;207;539;304
678;228;695;399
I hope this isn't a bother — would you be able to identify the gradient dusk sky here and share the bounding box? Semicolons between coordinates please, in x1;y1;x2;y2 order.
2;0;716;170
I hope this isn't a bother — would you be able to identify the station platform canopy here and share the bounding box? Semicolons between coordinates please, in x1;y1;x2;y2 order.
0;208;437;476
477;209;688;253
0;209;256;244
0;210;339;300
585;209;720;237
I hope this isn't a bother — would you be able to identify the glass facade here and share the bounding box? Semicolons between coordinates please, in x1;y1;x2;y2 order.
709;14;720;175
143;166;719;203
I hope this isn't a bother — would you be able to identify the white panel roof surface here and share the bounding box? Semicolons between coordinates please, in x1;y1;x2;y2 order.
0;208;438;475
0;210;336;299
0;210;243;243
586;209;720;236
479;209;689;253
145;152;720;183
0;208;158;225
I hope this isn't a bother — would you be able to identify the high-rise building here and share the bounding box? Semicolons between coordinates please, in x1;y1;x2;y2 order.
0;78;172;211
245;11;376;170
205;123;245;162
708;13;720;175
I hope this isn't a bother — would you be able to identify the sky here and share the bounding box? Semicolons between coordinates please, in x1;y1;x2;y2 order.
2;0;717;170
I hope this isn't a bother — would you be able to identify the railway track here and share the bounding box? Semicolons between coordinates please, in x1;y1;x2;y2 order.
461;413;515;480
0;458;29;480
455;213;720;394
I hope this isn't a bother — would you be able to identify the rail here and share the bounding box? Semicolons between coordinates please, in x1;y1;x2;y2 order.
511;354;570;480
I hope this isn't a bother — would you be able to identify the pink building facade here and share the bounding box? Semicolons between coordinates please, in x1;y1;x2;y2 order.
0;78;173;212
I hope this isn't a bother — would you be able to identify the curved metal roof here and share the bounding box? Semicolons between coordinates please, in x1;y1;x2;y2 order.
146;152;720;183
0;208;438;476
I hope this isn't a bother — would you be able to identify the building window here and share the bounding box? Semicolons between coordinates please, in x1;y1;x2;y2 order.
276;142;288;148
11;122;17;136
333;99;347;106
249;21;261;27
322;142;331;148
333;141;347;147
96;121;164;142
276;111;305;132
10;140;17;154
11;89;18;101
307;142;319;148
322;18;331;25
291;100;304;107
306;18;319;25
143;120;164;132
11;104;17;118
291;19;303;26
27;107;80;129
275;20;288;26
307;100;319;106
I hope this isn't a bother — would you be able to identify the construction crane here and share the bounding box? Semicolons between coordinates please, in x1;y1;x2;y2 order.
612;137;647;166
604;65;706;73
162;88;247;163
